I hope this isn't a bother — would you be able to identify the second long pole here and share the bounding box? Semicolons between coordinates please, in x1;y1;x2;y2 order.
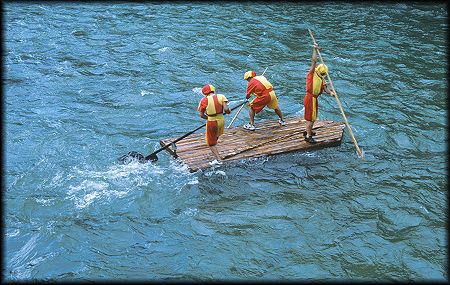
308;29;364;159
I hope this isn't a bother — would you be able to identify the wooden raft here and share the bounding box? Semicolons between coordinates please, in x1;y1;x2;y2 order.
160;116;345;172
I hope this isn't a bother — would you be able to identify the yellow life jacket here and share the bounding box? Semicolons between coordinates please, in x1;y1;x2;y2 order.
312;70;325;96
205;94;228;121
254;75;273;90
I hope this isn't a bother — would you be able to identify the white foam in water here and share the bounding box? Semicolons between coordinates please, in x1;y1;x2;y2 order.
162;161;203;194
187;177;198;185
68;179;130;209
66;157;197;209
169;160;191;174
140;90;153;96
420;206;429;214
6;229;20;238
359;149;365;158
192;87;202;96
75;160;164;179
35;198;54;206
215;170;226;176
295;107;305;115
67;162;160;209
183;207;198;217
50;172;65;186
68;180;107;194
158;47;169;52
243;156;269;164
9;233;39;277
304;152;319;157
77;191;99;209
205;167;227;177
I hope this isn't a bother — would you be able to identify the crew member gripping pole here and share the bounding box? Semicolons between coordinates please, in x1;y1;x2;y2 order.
307;29;364;159
227;67;268;128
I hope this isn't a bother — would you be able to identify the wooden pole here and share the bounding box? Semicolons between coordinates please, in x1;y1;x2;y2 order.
261;66;268;76
226;67;268;129
307;29;364;159
226;99;247;128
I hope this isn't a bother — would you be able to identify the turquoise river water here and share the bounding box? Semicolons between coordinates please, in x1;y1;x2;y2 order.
3;2;448;282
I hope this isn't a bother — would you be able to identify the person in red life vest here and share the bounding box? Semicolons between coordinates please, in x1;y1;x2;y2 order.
242;70;285;131
303;43;335;143
198;84;231;164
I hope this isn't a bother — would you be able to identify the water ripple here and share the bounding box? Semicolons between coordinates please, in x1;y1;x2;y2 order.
4;2;447;282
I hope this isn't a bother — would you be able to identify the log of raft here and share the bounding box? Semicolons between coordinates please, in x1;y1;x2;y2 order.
160;116;345;172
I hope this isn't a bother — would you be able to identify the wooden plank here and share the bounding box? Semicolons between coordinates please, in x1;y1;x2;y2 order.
159;116;345;172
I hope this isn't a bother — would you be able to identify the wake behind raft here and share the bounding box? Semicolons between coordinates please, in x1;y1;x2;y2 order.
118;116;345;172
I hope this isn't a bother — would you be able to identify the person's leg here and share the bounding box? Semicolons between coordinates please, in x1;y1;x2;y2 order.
243;106;256;130
306;120;313;137
212;119;224;160
304;95;313;137
250;95;271;125
305;120;316;143
206;121;220;159
304;120;316;137
276;108;286;126
267;93;284;122
275;108;284;121
209;145;221;161
249;107;255;125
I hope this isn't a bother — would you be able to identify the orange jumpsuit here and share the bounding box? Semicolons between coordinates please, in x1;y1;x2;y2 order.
246;76;279;113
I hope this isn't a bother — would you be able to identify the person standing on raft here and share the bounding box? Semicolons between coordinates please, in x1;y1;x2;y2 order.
303;43;335;144
242;70;286;131
198;84;231;164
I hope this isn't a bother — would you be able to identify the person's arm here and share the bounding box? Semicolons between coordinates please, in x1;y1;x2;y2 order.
246;80;255;99
198;98;208;119
223;101;231;114
199;111;208;120
323;83;335;96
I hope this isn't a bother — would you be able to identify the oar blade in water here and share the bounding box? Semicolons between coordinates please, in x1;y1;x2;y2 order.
144;153;158;162
118;151;146;164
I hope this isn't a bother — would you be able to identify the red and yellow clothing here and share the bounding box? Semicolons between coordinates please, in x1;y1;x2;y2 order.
198;94;228;146
246;75;279;113
304;67;326;121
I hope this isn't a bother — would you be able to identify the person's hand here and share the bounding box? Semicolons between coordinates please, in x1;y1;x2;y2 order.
225;109;231;114
313;43;320;50
330;92;336;97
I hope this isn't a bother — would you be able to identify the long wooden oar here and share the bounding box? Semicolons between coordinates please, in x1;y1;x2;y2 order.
226;67;268;129
227;99;248;128
308;29;364;159
118;99;248;164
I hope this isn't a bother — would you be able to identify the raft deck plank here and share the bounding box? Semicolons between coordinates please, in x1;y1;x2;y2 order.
160;116;345;172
